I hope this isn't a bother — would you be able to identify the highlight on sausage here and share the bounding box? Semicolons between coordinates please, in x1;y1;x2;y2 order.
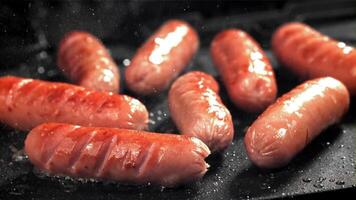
244;77;350;169
272;22;356;95
168;71;234;152
58;31;120;93
0;76;148;131
210;29;277;112
125;20;199;95
25;123;210;187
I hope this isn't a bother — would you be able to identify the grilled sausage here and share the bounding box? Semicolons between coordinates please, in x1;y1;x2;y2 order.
25;123;210;187
210;29;277;112
244;77;350;168
168;71;234;152
58;31;120;93
0;76;148;131
272;22;356;95
125;20;199;95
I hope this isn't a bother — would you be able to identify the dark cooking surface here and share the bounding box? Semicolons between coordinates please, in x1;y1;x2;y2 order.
0;1;355;199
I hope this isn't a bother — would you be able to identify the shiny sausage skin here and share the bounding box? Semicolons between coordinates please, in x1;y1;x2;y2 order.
58;31;120;93
244;77;349;168
125;20;199;95
168;71;234;152
272;22;356;95
210;29;277;112
25;123;210;187
0;76;148;131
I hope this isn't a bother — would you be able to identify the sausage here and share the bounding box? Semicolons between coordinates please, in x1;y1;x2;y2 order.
168;71;234;152
125;20;199;95
0;76;148;131
25;123;210;187
58;31;120;93
210;29;277;112
244;77;349;168
272;22;356;95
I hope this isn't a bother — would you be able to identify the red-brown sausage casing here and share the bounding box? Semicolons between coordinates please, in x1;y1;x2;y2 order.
125;20;199;95
244;77;350;168
58;31;120;93
210;29;277;112
25;123;210;187
169;71;234;152
0;76;148;131
272;22;356;95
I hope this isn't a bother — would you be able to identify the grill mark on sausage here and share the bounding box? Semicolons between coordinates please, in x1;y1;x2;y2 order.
95;134;118;177
69;130;96;174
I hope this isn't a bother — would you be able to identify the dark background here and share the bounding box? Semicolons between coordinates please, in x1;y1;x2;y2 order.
0;0;355;199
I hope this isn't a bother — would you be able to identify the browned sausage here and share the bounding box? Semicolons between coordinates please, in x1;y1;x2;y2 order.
25;123;210;187
125;20;199;95
210;29;277;112
58;31;120;93
0;76;148;131
244;77;349;168
272;22;356;95
168;71;234;152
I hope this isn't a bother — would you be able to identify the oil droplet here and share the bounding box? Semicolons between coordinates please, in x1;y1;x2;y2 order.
336;181;345;185
37;66;45;74
302;178;312;183
317;177;326;183
313;183;324;189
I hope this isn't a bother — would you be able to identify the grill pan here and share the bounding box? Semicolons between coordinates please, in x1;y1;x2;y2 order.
0;1;355;199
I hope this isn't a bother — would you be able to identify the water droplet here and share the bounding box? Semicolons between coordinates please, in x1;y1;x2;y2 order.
339;144;344;148
326;142;331;146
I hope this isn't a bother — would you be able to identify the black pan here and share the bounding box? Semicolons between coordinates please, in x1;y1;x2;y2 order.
0;1;355;199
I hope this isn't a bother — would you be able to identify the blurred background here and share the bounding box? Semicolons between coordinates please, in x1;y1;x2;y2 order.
1;0;356;66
